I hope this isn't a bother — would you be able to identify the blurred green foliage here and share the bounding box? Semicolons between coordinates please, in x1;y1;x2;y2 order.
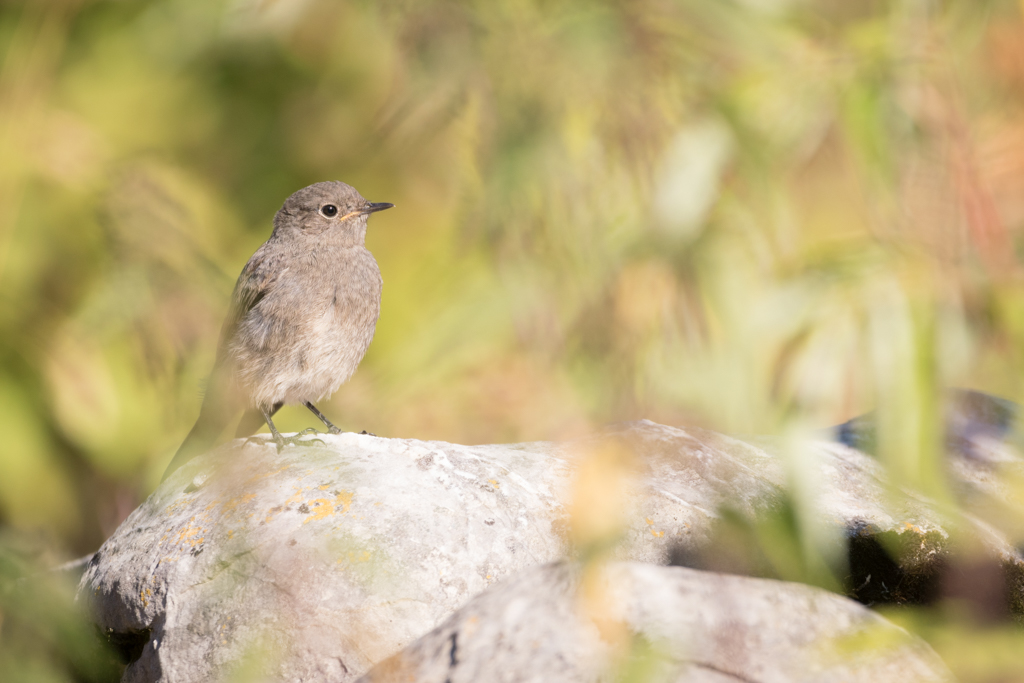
0;540;121;682
4;0;1024;680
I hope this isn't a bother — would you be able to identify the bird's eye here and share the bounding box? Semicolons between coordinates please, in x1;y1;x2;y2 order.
320;204;339;218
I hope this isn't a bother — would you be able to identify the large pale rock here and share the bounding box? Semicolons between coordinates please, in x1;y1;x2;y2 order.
79;421;1023;681
81;432;574;682
361;561;953;683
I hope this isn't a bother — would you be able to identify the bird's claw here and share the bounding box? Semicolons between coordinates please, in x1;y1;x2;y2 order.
282;433;326;447
259;426;347;452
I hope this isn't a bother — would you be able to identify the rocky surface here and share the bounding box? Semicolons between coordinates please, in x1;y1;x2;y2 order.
360;561;953;683
77;420;1024;681
80;432;573;682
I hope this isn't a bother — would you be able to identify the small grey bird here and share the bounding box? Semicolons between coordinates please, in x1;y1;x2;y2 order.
163;181;393;481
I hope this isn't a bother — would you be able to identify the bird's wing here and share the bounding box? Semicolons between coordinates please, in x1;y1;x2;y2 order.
162;247;283;482
214;247;282;361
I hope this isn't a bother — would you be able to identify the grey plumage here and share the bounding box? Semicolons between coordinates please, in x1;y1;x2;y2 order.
163;181;392;481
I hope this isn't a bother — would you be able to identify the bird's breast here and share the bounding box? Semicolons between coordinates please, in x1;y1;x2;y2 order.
233;247;382;407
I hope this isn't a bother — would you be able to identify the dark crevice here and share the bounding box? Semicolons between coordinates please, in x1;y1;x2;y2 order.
443;630;459;683
448;631;459;668
688;660;759;683
103;627;152;666
844;524;946;607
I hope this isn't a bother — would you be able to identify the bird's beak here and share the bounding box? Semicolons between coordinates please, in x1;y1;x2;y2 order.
338;202;395;222
361;202;395;215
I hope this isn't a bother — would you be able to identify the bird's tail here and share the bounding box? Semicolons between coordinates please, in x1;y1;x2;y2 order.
234;408;272;439
161;364;244;482
161;404;234;482
162;401;280;482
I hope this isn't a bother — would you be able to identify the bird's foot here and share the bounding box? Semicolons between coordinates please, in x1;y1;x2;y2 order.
246;432;323;451
283;432;326;447
241;433;284;451
301;425;348;436
259;427;366;449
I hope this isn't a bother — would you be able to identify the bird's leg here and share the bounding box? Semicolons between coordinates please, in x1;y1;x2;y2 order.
253;404;329;450
303;401;343;435
238;403;282;439
261;405;287;452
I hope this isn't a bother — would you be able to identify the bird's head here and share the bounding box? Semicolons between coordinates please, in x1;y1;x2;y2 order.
272;180;393;246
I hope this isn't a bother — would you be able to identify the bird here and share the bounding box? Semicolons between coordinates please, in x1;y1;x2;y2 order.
162;181;393;481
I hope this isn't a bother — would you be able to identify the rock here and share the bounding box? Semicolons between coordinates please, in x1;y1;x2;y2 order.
829;389;1024;610
360;561;953;683
78;421;1024;681
835;389;1020;462
80;432;574;682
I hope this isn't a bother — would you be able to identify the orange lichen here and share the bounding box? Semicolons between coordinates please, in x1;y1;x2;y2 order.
285;488;308;506
303;490;354;523
164;499;190;515
304;498;335;522
174;517;206;547
334;490;353;514
221;493;256;515
645;517;664;537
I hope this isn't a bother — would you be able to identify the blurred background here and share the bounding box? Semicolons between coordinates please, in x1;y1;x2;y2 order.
2;0;1024;680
